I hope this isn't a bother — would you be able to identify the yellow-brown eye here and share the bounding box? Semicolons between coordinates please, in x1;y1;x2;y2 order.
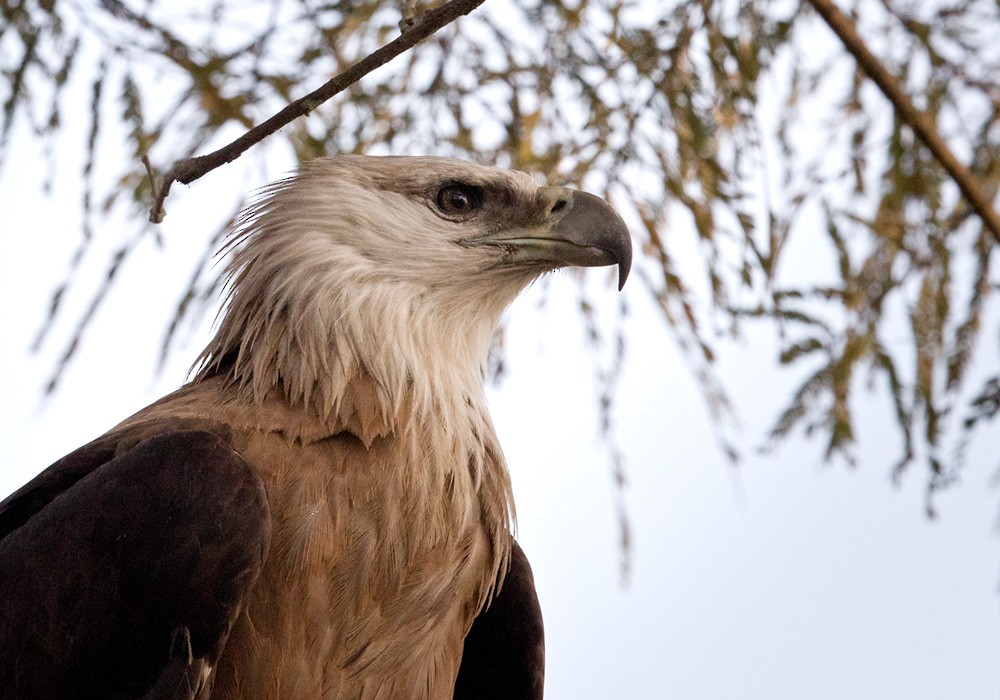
435;184;483;216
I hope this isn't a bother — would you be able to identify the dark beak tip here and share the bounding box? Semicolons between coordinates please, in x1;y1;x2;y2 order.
613;222;633;291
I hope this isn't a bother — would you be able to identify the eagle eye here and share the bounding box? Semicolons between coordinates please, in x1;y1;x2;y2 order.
435;183;483;217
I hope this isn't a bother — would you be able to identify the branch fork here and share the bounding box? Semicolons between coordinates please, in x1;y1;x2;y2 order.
146;0;485;223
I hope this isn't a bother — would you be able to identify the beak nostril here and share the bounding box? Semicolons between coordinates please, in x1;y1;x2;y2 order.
550;199;568;215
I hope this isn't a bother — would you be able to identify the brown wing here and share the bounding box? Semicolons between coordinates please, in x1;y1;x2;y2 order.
454;539;545;699
0;430;271;699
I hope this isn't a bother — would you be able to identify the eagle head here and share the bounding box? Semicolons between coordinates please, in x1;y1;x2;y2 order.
197;155;632;427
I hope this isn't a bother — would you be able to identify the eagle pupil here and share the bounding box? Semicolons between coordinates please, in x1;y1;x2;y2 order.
448;191;469;210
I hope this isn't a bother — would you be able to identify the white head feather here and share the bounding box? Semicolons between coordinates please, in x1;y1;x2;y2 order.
193;156;568;440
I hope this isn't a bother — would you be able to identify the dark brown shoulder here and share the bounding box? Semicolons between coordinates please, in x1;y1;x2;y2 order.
0;430;270;699
454;538;545;699
0;435;119;540
0;418;231;541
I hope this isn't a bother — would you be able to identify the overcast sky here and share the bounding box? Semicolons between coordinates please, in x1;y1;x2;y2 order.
2;28;1000;699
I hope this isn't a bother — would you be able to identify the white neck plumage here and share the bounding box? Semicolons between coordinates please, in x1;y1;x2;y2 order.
195;263;500;441
192;209;516;564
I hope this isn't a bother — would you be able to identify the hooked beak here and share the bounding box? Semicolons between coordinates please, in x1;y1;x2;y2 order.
464;187;633;290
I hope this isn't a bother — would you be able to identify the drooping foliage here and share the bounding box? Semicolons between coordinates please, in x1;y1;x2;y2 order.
2;0;998;511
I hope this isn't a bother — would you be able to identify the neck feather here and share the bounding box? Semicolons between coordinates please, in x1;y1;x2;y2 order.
196;272;500;439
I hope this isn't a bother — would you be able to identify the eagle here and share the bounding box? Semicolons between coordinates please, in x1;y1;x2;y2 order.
0;155;631;699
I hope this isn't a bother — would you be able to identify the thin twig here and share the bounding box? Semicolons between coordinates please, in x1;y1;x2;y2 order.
148;0;486;223
399;0;420;32
805;0;1000;245
141;154;159;200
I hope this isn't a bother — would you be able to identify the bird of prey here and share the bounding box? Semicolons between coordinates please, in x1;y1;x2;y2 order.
0;155;631;699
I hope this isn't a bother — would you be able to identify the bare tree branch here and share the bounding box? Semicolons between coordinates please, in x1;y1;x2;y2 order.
805;0;1000;245
147;0;486;223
